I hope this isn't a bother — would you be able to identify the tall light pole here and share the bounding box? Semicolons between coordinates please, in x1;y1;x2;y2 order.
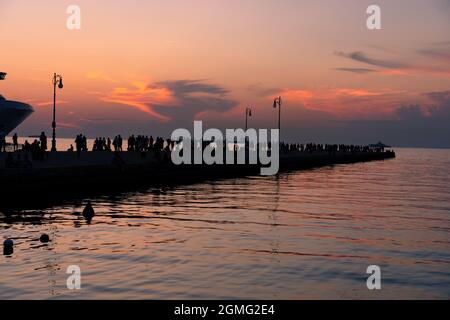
51;73;64;152
245;107;252;131
273;96;282;138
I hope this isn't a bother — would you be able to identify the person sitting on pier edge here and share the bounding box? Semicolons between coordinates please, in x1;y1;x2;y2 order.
23;140;30;151
25;139;44;160
68;144;74;152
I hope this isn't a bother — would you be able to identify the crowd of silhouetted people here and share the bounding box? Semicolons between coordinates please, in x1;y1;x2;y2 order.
279;142;374;154
92;137;111;151
1;131;386;157
20;132;48;160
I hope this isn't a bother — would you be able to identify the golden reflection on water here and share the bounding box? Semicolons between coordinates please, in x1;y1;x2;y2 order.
0;148;449;299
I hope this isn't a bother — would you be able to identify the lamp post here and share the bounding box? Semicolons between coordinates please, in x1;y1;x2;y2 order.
245;107;252;131
273;96;282;137
51;73;63;152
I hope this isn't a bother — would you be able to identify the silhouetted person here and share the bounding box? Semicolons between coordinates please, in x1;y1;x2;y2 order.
75;134;82;157
23;140;31;151
83;201;95;223
118;135;123;151
82;135;88;151
12;133;18;151
39;132;47;152
149;135;154;150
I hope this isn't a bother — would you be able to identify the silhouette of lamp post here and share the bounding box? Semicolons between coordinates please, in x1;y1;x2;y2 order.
245;107;252;131
273;96;282;138
51;73;63;152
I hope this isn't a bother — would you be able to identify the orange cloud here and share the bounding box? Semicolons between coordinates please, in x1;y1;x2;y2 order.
101;81;175;122
36;100;70;107
275;87;417;119
281;89;314;100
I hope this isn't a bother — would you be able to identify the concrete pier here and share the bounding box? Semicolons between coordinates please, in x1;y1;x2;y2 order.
0;149;395;201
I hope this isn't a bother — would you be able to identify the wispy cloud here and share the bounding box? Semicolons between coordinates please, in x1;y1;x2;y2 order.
334;67;376;74
334;51;408;69
425;90;450;109
335;49;450;77
36;100;69;107
58;121;83;129
418;43;450;62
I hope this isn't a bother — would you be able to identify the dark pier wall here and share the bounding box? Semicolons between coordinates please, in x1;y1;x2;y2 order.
0;150;395;201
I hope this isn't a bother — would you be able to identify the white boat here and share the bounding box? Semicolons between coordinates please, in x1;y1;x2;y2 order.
0;72;34;135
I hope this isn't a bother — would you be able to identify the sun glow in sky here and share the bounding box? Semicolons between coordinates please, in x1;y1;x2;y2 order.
1;0;450;146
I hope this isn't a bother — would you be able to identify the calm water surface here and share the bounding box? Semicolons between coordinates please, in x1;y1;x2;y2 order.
0;148;449;299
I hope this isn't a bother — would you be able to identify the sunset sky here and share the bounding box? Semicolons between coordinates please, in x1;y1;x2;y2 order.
1;0;450;147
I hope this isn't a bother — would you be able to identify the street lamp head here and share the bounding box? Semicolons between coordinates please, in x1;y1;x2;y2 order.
273;96;282;108
58;77;64;89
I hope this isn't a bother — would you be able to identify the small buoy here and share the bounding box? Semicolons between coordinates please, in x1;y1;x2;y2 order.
40;234;50;243
3;239;13;247
82;201;95;223
3;239;14;255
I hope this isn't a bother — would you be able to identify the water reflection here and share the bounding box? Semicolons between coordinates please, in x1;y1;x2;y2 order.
0;148;449;299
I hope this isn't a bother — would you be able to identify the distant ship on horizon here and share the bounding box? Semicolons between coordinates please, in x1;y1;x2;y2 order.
0;72;34;135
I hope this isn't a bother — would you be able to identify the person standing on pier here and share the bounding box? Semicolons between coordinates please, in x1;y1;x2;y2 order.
75;134;82;157
39;132;48;152
82;135;88;151
12;133;18;151
118;135;123;151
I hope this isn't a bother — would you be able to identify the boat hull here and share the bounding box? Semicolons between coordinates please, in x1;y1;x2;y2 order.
0;100;34;135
